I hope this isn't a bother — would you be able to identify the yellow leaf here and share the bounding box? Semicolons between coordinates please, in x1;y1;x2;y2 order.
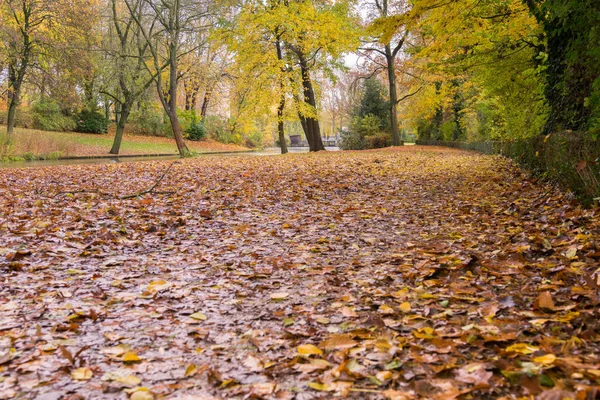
270;292;289;300
147;280;170;293
376;370;393;381
185;364;197;377
308;382;335;392
378;304;395;314
399;302;411;313
505;343;539;355
413;327;436;339
533;354;556;365
115;375;142;387
101;345;126;357
190;312;207;321
71;367;93;380
565;246;577;259
122;351;141;362
130;389;154;400
298;344;323;356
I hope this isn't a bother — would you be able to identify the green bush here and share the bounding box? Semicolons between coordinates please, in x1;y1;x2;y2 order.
75;109;108;134
339;114;390;150
187;122;206;141
31;99;76;132
244;130;263;148
177;109;206;141
130;106;167;136
205;116;232;142
365;133;391;149
0;109;35;129
339;129;364;150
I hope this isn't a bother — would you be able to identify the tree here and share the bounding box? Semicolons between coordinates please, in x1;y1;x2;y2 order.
1;0;53;136
124;0;208;156
222;0;359;152
102;0;157;154
358;0;416;146
373;0;547;141
524;0;600;132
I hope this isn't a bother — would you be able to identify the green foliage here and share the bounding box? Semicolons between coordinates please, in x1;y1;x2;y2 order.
340;79;392;150
364;133;391;149
130;106;167;137
0;109;34;129
187;122;206;141
339;129;364;150
204;116;236;144
528;0;600;132
177;110;206;141
75;109;108;134
31;99;76;132
340;114;391;150
357;79;389;130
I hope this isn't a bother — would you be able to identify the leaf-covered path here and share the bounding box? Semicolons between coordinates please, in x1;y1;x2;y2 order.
1;147;599;400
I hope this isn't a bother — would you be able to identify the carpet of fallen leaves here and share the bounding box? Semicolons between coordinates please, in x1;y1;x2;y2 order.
1;146;599;400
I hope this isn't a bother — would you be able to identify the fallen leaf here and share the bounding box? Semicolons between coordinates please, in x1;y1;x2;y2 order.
319;334;357;351
298;344;323;356
71;367;93;380
122;351;141;362
190;312;207;321
270;292;289;300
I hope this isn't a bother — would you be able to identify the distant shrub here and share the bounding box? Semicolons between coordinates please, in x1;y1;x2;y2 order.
365;133;391;149
0;109;34;129
205;116;232;142
130;106;166;136
32;99;76;132
339;129;364;150
178;110;206;141
339;115;390;150
187;121;206;141
243;130;263;148
75;109;108;134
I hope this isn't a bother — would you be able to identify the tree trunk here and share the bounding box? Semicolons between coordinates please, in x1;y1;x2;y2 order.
278;97;288;154
6;100;18;136
200;90;210;118
6;59;27;137
386;45;402;146
168;110;188;155
299;59;324;152
110;102;131;154
167;32;189;156
275;38;288;154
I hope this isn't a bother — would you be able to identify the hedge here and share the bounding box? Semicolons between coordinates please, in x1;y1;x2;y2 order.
417;132;600;205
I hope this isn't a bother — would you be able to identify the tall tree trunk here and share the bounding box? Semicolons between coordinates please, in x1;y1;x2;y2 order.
6;56;28;137
299;58;324;152
385;45;402;146
110;102;131;154
200;90;210;118
168;34;189;156
6;100;19;137
278;97;288;154
433;82;443;140
275;38;288;154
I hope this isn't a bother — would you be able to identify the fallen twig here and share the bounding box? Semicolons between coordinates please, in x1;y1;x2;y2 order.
121;161;179;199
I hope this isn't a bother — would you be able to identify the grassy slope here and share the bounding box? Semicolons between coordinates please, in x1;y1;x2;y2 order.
0;126;248;159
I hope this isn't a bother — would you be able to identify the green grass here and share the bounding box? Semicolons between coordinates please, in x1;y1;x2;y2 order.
0;126;249;160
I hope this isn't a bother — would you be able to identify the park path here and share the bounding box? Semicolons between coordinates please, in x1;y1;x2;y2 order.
0;147;598;399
